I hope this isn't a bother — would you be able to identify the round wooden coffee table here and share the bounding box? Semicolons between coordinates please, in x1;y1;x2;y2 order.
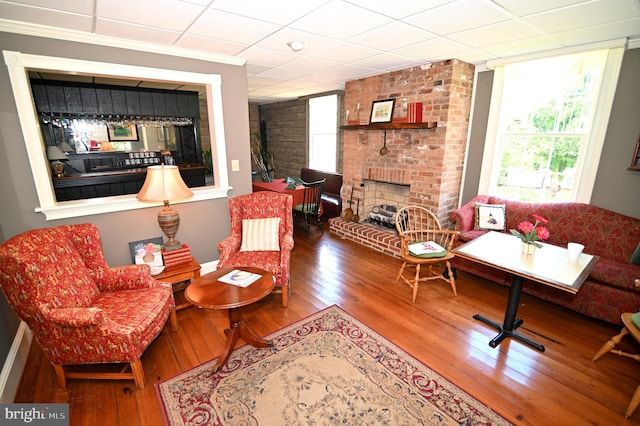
185;267;275;373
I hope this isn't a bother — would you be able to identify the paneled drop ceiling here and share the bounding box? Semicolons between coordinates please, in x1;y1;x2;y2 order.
1;0;639;103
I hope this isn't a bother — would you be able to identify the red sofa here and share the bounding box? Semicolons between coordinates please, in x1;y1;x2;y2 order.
449;195;640;325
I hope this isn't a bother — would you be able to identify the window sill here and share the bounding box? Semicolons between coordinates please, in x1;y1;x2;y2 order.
36;186;233;220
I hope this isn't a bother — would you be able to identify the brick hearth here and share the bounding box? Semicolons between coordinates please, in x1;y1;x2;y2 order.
329;217;400;259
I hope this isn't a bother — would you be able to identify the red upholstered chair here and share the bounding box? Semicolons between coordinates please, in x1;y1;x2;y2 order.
217;192;294;307
0;224;177;390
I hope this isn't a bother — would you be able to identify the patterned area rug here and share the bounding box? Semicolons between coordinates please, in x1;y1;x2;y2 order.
156;305;511;425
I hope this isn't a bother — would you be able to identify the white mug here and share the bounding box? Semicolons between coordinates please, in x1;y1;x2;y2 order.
567;242;584;262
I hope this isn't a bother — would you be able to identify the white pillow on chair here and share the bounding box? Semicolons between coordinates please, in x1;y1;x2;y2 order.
240;218;281;251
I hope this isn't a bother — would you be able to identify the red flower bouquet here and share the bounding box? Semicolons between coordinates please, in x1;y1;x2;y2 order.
510;214;550;248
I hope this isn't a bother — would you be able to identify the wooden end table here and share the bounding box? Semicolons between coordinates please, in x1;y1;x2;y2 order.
153;258;201;310
185;267;275;373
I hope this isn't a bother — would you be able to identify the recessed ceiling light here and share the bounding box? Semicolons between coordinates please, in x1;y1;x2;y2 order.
287;41;305;52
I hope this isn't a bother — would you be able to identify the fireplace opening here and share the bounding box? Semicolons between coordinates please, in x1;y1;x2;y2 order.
362;180;410;230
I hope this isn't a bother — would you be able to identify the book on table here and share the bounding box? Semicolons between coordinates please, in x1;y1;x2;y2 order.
218;269;262;287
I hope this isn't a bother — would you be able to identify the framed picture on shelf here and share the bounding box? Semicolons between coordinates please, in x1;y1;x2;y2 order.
369;98;395;123
107;123;139;141
129;237;164;267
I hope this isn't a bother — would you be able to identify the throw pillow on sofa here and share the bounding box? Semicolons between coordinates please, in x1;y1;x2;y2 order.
474;203;506;231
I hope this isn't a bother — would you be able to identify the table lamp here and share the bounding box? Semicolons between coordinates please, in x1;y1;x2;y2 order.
136;165;193;251
46;145;68;177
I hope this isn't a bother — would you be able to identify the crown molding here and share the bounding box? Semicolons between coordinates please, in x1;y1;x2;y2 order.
0;19;246;67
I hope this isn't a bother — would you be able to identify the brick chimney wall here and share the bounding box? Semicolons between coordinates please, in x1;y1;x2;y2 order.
341;59;474;228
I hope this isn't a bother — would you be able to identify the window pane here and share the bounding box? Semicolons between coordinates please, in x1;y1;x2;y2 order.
490;50;608;202
309;94;337;172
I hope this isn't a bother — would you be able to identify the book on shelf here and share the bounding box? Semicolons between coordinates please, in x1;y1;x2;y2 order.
407;102;423;123
218;269;262;288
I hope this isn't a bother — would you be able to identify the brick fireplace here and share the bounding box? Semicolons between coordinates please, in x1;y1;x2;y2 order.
329;59;474;257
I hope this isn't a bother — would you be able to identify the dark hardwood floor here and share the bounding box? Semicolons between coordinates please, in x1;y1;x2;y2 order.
14;221;640;425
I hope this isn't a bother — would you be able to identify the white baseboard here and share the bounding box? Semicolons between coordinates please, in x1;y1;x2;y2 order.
0;260;218;402
0;322;31;403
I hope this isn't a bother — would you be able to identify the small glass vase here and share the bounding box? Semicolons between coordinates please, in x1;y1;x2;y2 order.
521;241;537;255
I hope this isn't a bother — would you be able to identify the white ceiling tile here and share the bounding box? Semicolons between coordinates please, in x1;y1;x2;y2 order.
246;63;272;76
404;0;513;36
449;49;497;64
255;67;310;80
176;34;249;56
188;9;280;45
247;76;282;89
351;53;421;70
0;2;93;31
479;35;563;58
96;0;204;32
209;0;330;25
6;0;95;15
349;21;437;51
240;46;300;68
96;19;181;45
448;20;542;47
522;0;640;34
280;57;341;72
344;0;452;19
550;17;640;47
289;1;392;39
251;28;338;54
311;42;381;63
491;0;589;17
392;37;469;61
322;64;380;79
292;72;345;84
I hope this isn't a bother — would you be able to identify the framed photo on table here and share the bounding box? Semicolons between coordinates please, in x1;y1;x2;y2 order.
129;237;164;267
369;98;395;123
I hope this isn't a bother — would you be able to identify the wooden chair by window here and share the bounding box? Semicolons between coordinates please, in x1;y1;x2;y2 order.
592;279;640;418
394;206;459;303
293;178;326;237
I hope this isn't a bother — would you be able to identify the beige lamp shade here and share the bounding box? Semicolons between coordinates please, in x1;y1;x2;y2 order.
136;165;193;203
137;165;194;251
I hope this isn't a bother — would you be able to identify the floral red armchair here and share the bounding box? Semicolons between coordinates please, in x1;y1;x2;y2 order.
217;192;294;307
0;224;177;390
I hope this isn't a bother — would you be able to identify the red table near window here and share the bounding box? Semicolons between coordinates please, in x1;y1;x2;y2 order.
252;180;305;206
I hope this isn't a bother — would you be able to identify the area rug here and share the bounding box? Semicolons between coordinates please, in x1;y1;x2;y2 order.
156;305;511;425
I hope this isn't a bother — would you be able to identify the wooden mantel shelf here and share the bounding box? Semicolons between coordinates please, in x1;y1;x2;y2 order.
341;121;437;130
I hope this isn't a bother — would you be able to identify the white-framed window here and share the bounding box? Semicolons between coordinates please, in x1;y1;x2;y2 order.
4;50;231;220
479;42;625;203
308;93;338;172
